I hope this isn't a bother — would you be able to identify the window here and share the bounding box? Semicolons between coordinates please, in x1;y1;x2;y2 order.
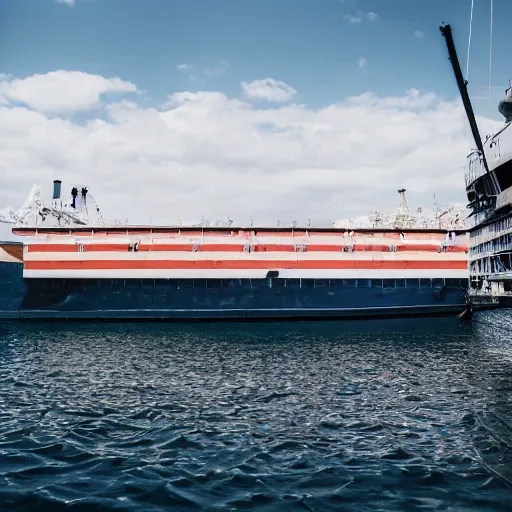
286;278;301;288
250;278;270;289
432;278;445;288
194;279;207;289
69;279;85;290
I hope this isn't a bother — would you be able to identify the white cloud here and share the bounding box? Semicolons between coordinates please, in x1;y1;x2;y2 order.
343;11;379;24
177;64;197;80
357;57;367;69
241;78;297;103
343;14;362;24
0;71;139;114
0;71;500;231
205;60;230;77
414;29;425;39
348;88;438;109
177;61;229;80
56;0;75;5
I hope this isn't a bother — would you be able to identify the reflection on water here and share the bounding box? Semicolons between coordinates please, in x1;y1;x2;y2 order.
0;313;511;511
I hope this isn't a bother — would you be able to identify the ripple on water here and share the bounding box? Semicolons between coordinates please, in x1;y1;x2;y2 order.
0;313;511;510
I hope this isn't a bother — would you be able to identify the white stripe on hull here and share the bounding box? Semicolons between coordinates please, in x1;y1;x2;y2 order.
23;251;468;262
23;269;469;279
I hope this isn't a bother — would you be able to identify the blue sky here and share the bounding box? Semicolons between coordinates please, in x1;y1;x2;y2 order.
1;0;509;116
0;0;510;231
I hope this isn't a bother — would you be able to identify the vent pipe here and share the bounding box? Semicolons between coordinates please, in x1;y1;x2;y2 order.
53;180;62;200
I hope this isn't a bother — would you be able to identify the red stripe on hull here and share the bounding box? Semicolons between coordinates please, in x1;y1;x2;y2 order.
27;243;469;253
139;244;194;252
28;244;77;253
83;244;130;252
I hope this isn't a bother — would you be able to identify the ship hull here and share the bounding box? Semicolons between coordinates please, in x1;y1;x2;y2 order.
0;261;25;318
0;261;468;320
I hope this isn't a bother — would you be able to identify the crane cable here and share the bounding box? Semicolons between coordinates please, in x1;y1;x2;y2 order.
466;0;474;82
488;0;494;117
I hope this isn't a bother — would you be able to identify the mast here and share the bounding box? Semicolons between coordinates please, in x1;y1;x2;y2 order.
439;23;490;176
398;188;409;215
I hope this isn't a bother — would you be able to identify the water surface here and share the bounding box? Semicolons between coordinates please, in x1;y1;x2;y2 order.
0;312;511;511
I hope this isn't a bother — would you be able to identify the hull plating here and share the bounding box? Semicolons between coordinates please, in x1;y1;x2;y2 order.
0;262;468;320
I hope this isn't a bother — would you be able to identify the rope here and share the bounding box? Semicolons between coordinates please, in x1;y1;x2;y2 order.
489;0;494;117
466;0;474;82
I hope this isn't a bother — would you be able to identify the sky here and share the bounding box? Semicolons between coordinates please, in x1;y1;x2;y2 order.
0;0;510;233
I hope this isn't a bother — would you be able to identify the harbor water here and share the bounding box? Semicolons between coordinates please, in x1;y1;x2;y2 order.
0;312;511;511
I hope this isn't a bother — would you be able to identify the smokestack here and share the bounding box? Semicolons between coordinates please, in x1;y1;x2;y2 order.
53;180;62;200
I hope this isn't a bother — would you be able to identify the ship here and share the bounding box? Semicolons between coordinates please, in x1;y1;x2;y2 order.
0;180;469;320
440;23;512;309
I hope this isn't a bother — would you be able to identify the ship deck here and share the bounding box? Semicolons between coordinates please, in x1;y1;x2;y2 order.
12;225;469;237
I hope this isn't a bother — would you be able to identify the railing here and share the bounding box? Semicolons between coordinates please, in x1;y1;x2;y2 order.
465;123;512;187
465;151;486;187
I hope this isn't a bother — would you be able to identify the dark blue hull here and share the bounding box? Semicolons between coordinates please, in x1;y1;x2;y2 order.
0;262;468;320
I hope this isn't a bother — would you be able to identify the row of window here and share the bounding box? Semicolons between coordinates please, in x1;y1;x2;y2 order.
30;277;468;291
470;217;512;255
470;253;512;275
470;278;512;292
471;216;512;238
470;233;512;255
